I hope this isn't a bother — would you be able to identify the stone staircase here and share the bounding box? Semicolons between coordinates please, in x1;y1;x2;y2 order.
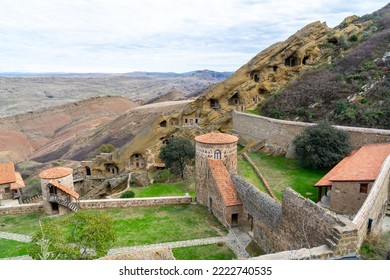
386;201;390;217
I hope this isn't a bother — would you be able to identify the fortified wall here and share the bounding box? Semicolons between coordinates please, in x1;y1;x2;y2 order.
232;111;390;156
353;155;390;247
232;175;358;257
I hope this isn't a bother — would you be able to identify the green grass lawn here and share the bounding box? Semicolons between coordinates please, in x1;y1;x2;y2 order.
172;243;236;260
245;151;328;201
131;178;195;198
0;238;29;258
0;205;227;250
238;155;267;193
0;212;45;235
245;109;260;116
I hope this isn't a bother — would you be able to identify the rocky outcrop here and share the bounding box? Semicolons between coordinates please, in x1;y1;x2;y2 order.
81;173;128;199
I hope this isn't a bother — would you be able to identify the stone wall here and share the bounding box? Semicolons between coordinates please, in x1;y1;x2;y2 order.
0;202;44;216
232;111;390;156
79;195;192;209
330;181;373;216
232;175;358;256
353;155;390;247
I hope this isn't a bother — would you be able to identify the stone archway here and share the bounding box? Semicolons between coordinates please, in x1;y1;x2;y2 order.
131;154;145;170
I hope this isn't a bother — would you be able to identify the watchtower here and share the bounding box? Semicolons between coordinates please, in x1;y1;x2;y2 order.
194;132;238;205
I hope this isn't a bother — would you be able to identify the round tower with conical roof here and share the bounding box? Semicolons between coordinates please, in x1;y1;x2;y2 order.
194;132;238;206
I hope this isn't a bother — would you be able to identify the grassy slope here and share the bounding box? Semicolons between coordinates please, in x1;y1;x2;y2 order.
131;178;195;198
246;151;327;201
172;243;236;260
0;205;227;249
0;238;29;258
237;155;267;193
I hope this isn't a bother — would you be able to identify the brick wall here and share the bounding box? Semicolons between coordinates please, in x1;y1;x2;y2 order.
233;111;390;156
353;155;390;247
0;202;44;216
78;195;192;209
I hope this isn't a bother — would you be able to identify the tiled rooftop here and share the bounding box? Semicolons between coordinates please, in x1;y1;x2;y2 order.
0;162;16;185
315;143;390;187
208;159;242;207
48;180;79;199
39;167;73;179
10;172;26;190
195;132;238;144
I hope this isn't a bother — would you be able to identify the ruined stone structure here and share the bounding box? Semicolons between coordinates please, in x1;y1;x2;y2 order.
39;167;80;214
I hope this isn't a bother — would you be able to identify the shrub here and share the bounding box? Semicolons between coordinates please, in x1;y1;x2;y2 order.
99;143;116;153
293;122;350;169
120;191;135;198
349;34;359;42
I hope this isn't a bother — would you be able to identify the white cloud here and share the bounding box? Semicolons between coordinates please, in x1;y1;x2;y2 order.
0;0;388;72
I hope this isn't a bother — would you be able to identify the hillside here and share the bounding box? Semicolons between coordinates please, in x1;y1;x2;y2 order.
0;70;230;117
0;96;138;162
260;4;390;129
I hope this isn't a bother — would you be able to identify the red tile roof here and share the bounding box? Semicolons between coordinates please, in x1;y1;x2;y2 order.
39;167;73;179
195;132;238;144
10;172;25;190
47;180;79;199
208;159;242;207
0;162;16;185
315;143;390;187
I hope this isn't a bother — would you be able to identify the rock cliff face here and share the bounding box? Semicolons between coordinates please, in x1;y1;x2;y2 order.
179;18;373;132
86;16;375;175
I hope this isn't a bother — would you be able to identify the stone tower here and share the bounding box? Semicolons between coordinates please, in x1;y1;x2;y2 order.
194;132;238;205
39;167;79;215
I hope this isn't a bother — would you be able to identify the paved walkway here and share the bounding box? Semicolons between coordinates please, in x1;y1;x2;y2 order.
0;227;253;260
0;231;31;243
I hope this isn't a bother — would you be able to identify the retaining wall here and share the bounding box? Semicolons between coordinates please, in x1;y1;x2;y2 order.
0;202;44;216
232;175;358;256
353;155;390;247
232;111;390;156
78;195;192;209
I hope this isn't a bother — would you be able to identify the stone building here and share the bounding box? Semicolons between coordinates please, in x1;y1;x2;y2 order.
195;132;360;258
315;143;390;216
195;132;241;227
0;162;25;204
39;167;80;215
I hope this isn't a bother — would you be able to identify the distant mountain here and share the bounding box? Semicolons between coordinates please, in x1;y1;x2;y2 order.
0;70;233;79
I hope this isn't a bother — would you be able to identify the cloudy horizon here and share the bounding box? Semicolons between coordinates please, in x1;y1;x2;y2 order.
0;0;388;73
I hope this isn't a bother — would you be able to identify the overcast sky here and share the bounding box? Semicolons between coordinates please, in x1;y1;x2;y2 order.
0;0;388;73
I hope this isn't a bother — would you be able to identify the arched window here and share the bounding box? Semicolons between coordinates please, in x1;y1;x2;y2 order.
214;150;222;160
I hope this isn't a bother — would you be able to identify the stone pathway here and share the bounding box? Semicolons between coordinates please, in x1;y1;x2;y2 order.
0;228;253;260
0;231;31;243
108;227;252;259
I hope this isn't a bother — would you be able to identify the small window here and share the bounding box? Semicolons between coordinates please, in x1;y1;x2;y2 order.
4;187;10;193
214;150;222;160
185;119;188;123
360;183;368;194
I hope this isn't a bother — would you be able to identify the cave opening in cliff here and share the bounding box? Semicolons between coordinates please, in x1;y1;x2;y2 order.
229;92;240;105
273;66;278;72
210;98;220;109
258;88;267;95
85;166;91;176
159;120;167;127
302;56;310;65
131;154;145;170
169;118;179;126
285;54;297;67
250;71;260;82
106;164;119;174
